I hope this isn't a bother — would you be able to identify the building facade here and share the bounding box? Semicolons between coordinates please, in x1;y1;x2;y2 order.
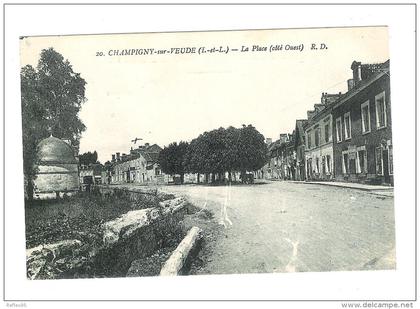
263;134;290;180
258;60;392;187
332;60;392;185
294;119;307;181
304;93;340;181
79;163;103;186
109;143;169;185
283;133;297;180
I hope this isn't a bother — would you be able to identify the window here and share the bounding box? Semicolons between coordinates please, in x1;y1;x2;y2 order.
326;155;331;174
375;92;387;129
315;157;320;173
322;156;326;175
342;153;349;174
336;118;343;142
307;130;312;149
375;146;383;175
361;101;371;133
356;148;367;174
344;112;352;140
307;158;312;177
314;126;320;147
324;121;330;143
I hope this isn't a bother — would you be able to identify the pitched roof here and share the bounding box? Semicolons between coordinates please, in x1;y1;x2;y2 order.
112;143;162;166
295;119;307;145
333;60;389;109
146;144;162;153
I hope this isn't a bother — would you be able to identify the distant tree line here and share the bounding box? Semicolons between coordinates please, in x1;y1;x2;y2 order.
79;151;99;166
158;125;267;184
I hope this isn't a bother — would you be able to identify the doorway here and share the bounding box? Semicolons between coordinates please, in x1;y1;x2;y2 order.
382;149;390;184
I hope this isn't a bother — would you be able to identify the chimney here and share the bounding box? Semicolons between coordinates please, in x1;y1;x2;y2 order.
321;93;326;104
116;152;120;161
266;138;272;145
347;79;355;91
351;61;362;84
145;143;150;148
112;154;116;162
279;134;288;143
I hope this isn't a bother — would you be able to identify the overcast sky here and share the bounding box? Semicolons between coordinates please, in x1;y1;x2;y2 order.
20;27;389;163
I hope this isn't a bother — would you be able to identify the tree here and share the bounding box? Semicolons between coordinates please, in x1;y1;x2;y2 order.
36;48;87;145
184;136;207;183
79;151;99;166
21;65;49;199
21;48;87;199
222;126;241;181
184;125;267;184
236;125;268;181
158;141;189;183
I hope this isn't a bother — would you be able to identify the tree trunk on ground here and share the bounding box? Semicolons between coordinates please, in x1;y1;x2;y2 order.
211;173;215;183
180;173;184;184
197;173;200;184
228;171;232;183
205;173;209;183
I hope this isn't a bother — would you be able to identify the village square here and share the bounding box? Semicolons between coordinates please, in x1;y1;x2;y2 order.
20;29;395;279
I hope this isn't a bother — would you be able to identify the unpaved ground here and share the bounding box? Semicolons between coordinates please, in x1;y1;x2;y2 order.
159;181;395;275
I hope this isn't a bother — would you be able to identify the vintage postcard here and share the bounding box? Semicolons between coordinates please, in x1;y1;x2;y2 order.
20;26;394;280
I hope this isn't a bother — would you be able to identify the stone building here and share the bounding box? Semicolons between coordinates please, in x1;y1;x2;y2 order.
33;135;79;200
294;119;307;181
79;163;103;187
284;133;297;180
263;134;289;180
110;143;169;185
332;60;392;185
260;59;392;187
304;93;341;181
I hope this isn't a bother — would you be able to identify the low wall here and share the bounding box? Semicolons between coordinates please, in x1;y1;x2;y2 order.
96;184;158;197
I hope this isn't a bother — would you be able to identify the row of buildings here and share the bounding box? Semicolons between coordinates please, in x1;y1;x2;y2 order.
261;59;393;186
102;143;170;185
30;137;169;199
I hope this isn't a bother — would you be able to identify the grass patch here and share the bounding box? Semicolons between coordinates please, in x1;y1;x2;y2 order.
25;189;161;249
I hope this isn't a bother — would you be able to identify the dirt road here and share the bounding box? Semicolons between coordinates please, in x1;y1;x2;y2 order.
160;181;395;275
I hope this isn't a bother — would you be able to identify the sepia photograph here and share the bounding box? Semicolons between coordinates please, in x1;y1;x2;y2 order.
19;26;395;281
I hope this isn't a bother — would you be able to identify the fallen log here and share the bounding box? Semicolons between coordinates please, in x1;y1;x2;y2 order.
160;226;203;276
102;197;186;246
